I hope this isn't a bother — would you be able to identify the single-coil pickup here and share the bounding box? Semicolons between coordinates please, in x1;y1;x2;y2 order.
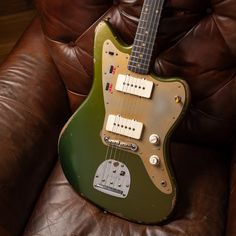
115;74;153;98
106;114;143;140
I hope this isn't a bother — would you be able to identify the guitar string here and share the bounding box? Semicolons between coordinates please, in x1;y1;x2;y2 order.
101;46;135;185
101;74;133;186
100;70;131;185
115;0;155;164
129;0;164;115
116;0;161;164
107;0;163;186
102;51;132;185
102;0;163;186
104;0;155;170
110;0;160;166
130;0;164;68
110;0;153;167
100;0;159;192
101;52;131;185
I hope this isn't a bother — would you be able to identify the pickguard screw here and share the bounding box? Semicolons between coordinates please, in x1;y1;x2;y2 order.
175;96;182;103
161;181;167;187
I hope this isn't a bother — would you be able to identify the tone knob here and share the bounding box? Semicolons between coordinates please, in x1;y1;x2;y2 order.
149;134;160;145
149;155;160;166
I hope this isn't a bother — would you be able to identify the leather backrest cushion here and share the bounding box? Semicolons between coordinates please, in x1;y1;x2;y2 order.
36;0;236;148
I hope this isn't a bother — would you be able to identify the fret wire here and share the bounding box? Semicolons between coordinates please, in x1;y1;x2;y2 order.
131;49;152;56
131;49;153;55
133;39;155;48
140;7;162;34
131;50;153;57
129;55;151;62
132;42;154;49
129;65;146;71
129;57;151;64
129;56;151;67
134;1;161;44
128;63;150;70
133;40;156;50
128;62;150;68
141;1;163;33
130;55;151;62
128;64;148;71
136;18;161;48
129;58;151;64
130;48;154;57
135;33;156;41
129;57;152;65
129;59;151;67
132;41;155;53
130;57;151;63
131;50;152;55
129;60;150;66
128;0;165;73
128;64;149;72
128;64;148;68
134;38;151;43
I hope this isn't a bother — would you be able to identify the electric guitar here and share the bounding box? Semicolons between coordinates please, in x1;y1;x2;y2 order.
59;0;190;224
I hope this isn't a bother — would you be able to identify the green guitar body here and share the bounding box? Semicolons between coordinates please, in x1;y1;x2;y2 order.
58;21;190;224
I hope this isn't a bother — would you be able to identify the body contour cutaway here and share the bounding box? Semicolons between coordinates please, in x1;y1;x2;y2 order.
58;21;190;224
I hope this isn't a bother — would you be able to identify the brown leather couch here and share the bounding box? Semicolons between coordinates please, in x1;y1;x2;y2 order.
0;0;236;235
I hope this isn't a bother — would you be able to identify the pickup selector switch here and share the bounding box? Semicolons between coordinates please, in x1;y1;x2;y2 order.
149;134;160;145
149;155;160;166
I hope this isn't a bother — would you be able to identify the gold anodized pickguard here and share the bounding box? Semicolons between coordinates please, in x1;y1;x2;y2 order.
100;40;186;194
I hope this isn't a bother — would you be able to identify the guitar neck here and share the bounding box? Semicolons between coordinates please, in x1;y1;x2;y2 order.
128;0;165;75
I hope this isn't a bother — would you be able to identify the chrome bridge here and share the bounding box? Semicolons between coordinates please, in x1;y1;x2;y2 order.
104;136;138;152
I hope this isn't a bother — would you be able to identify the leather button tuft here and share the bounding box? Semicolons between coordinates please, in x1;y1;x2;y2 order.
206;8;213;14
68;41;76;47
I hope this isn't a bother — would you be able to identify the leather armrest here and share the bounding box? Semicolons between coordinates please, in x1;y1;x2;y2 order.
226;142;236;236
0;16;70;235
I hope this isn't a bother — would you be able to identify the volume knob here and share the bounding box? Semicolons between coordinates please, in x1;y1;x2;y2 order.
149;134;160;145
149;155;160;166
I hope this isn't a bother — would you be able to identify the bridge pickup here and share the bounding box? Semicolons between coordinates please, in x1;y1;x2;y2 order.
106;114;143;140
115;74;153;98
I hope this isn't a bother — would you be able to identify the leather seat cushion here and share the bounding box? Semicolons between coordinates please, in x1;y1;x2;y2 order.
24;142;228;236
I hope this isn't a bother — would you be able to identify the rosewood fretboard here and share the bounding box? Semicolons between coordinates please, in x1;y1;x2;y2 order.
128;0;165;75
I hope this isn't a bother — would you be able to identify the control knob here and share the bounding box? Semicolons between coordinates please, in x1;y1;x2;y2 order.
149;134;160;145
149;155;160;166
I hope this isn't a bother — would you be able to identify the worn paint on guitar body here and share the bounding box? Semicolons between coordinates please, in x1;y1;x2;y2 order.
59;21;190;224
